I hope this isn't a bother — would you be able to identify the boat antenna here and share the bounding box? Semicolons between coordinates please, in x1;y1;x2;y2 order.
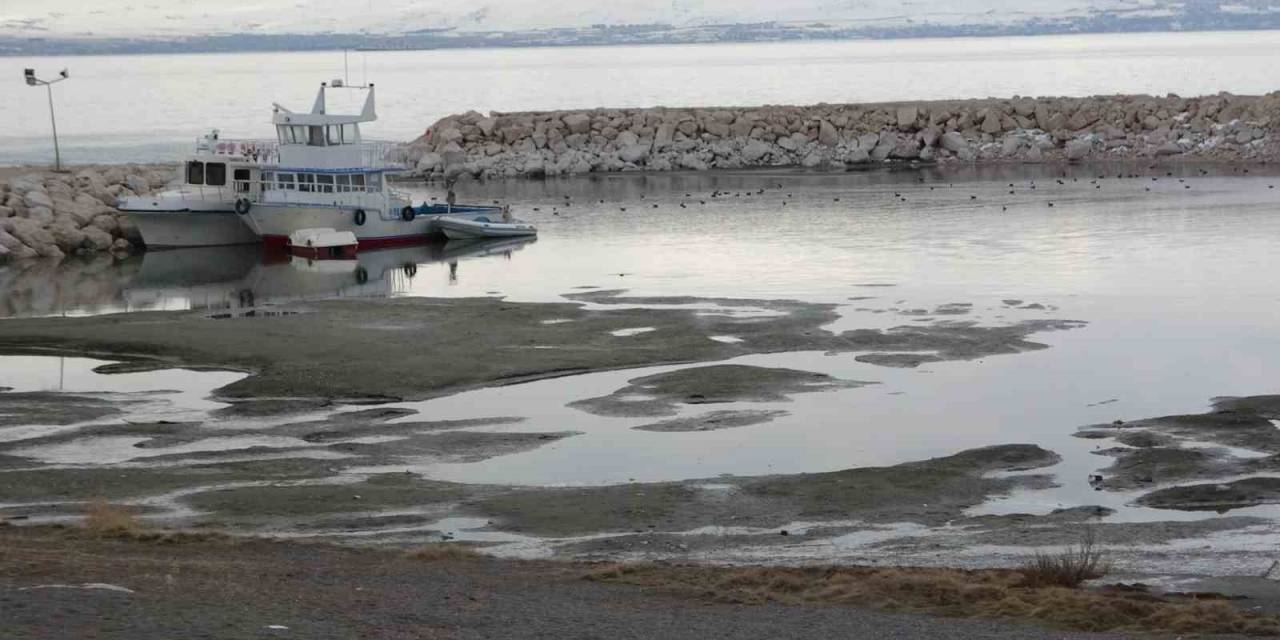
344;49;350;87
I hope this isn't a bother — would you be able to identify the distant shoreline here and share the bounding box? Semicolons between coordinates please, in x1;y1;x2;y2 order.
4;23;1280;57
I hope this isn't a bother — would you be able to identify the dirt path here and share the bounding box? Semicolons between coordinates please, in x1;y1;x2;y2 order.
0;527;1180;640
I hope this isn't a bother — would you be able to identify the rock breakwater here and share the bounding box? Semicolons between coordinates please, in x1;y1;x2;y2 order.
0;166;164;262
405;93;1280;179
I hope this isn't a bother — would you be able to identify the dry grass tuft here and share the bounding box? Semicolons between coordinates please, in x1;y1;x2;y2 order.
584;562;1280;636
84;499;141;536
1017;527;1112;588
405;544;484;562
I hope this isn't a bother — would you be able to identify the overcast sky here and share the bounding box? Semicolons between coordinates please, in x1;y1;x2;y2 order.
0;1;1166;38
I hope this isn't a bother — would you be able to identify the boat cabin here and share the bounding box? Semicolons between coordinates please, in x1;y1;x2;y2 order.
183;159;255;194
255;82;404;209
271;82;396;172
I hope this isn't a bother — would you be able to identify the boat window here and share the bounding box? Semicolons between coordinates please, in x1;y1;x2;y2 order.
276;126;289;145
308;126;325;146
233;168;251;193
186;161;204;185
351;173;365;190
326;125;341;145
342;123;358;143
298;173;316;193
280;126;310;145
366;173;381;192
316;174;334;193
205;162;226;187
335;174;351;192
276;173;295;190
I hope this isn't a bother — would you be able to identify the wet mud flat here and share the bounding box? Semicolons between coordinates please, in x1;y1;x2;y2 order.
2;289;1280;619
0;289;1083;401
0;291;1092;538
0;289;1079;512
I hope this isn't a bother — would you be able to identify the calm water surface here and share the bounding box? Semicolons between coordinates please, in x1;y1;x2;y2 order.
2;168;1279;508
3;30;1280;164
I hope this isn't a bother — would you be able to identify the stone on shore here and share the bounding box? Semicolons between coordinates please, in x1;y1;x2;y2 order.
405;93;1280;179
0;164;165;262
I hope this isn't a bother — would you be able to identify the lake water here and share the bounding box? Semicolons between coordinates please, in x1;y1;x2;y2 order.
3;30;1280;165
4;166;1280;483
5;165;1280;562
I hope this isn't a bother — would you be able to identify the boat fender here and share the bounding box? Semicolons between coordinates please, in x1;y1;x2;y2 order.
354;209;366;226
354;266;369;285
401;206;415;222
234;198;251;215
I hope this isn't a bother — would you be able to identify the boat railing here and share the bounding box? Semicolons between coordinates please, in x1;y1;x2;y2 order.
232;177;407;211
360;141;409;171
196;137;281;164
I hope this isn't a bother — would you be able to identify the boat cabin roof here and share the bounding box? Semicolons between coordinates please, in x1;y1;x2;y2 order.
273;83;377;127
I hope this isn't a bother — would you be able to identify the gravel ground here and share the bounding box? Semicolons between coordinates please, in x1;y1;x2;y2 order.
0;526;1193;640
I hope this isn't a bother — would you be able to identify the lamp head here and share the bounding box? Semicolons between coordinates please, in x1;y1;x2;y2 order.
58;68;68;79
24;68;36;86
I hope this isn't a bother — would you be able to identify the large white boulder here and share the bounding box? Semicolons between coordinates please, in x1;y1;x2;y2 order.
89;214;120;235
618;143;651;164
1065;138;1093;160
0;229;37;260
678;154;708;171
125;175;149;195
82;226;114;251
896;106;918;130
818;120;839;146
23;189;53;211
5;217;60;258
47;221;87;252
653;123;675;151
940;131;968;153
844;147;871;164
415;152;443;173
740;139;772;163
25;206;55;225
563;113;591;135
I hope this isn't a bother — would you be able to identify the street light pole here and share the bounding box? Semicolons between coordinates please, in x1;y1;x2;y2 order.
45;83;61;172
24;68;69;172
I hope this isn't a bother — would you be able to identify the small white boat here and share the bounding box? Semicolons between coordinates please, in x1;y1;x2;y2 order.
437;215;537;240
117;134;269;248
286;228;358;259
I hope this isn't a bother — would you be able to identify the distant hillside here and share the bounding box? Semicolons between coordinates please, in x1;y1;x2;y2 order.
2;0;1279;56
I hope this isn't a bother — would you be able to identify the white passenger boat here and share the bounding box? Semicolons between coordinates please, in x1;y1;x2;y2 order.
116;132;271;248
238;82;507;249
437;215;537;240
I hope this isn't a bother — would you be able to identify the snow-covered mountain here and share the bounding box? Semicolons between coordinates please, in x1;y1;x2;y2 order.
0;0;1246;38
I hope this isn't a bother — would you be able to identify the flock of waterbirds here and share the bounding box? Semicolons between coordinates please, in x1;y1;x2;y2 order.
432;164;1273;216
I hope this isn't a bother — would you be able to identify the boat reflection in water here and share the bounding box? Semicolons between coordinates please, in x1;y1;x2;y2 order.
123;236;536;313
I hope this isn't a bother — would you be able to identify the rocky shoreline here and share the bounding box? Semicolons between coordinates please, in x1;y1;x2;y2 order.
5;92;1279;262
0;165;162;262
404;93;1280;179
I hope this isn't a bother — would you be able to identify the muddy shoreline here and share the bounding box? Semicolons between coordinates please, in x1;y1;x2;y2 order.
0;291;1084;400
1;288;1279;610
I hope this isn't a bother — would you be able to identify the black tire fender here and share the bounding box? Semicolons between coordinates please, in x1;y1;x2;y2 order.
353;209;366;226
